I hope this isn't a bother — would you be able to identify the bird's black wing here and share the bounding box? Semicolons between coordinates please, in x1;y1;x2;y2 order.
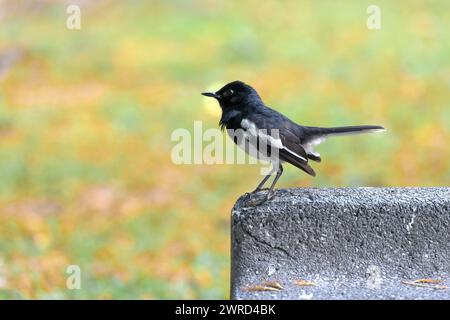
246;110;316;177
278;122;316;176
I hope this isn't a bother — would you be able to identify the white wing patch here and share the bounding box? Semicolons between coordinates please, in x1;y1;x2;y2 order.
240;119;307;162
241;119;283;148
283;146;308;161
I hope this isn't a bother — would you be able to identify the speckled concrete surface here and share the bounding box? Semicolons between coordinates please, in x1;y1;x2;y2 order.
231;187;450;300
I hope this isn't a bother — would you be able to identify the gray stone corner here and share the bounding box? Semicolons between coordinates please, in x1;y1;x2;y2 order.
231;187;450;300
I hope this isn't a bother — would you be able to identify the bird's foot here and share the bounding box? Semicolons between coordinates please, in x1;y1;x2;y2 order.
266;190;275;201
243;189;275;207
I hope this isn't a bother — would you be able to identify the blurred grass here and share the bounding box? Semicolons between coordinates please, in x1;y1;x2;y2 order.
0;0;449;299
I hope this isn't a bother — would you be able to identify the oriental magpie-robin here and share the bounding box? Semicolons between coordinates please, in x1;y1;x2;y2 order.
202;81;385;205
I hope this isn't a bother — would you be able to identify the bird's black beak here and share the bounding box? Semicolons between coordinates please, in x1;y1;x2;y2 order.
202;92;220;99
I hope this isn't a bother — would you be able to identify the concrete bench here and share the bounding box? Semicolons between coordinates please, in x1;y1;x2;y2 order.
231;187;450;299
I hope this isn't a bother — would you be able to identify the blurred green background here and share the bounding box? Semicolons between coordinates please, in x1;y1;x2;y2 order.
0;0;448;299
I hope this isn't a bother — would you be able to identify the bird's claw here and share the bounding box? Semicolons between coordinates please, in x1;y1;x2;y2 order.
243;189;276;207
266;191;275;201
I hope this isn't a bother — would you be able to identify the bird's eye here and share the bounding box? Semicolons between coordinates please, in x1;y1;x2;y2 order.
223;89;234;97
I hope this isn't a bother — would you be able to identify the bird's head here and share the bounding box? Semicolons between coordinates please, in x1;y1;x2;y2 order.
202;80;261;110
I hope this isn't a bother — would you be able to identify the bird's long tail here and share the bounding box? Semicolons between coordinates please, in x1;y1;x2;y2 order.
304;125;385;137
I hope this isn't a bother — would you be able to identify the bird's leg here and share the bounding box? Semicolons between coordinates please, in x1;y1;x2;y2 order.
266;164;283;200
243;164;283;207
251;166;276;193
243;166;277;207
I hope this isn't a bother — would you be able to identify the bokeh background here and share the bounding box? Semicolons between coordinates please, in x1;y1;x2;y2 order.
0;0;448;299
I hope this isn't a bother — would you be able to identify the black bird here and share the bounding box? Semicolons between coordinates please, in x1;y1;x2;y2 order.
202;81;385;205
